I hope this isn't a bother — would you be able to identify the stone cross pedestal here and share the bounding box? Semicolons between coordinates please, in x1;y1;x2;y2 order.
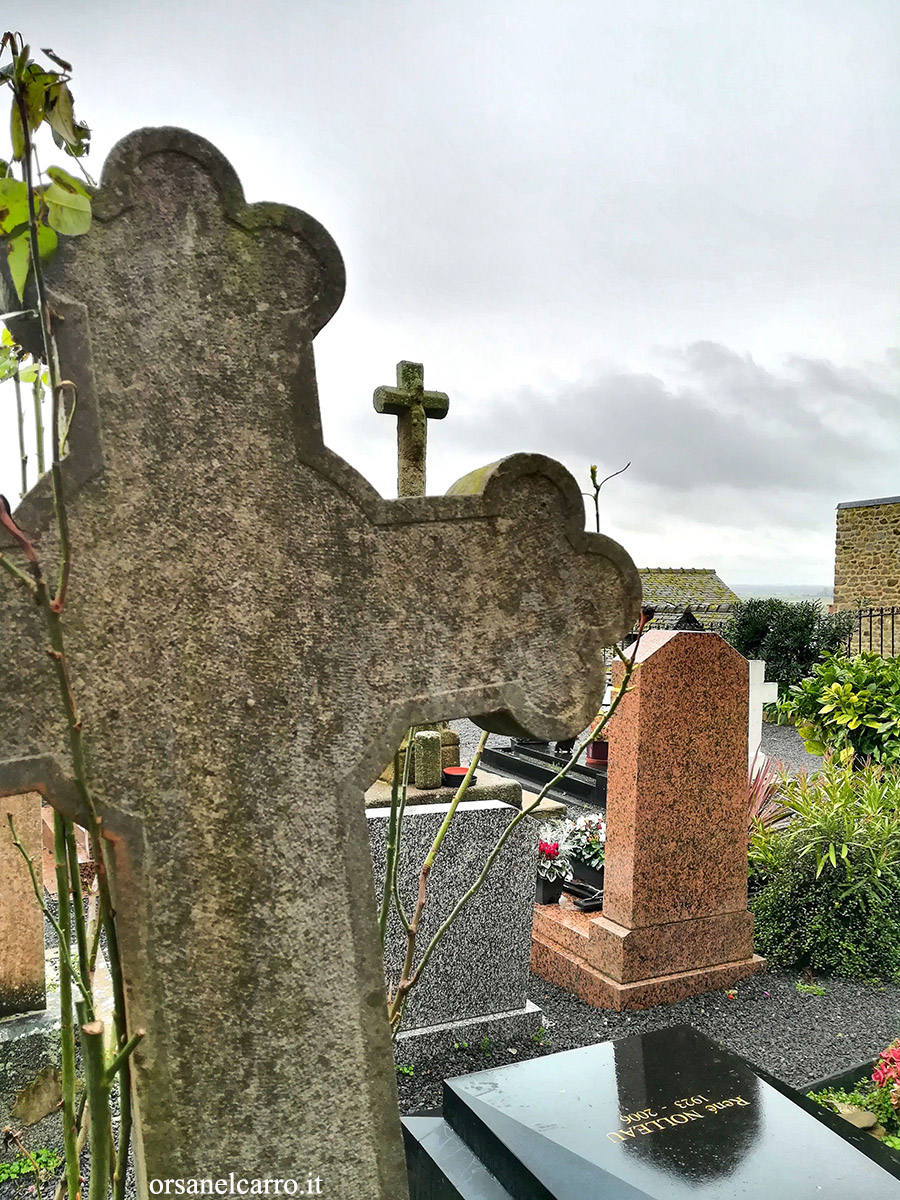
532;631;764;1009
0;129;640;1198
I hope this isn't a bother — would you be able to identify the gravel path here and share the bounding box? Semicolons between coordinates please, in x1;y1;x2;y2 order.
394;968;900;1113
453;718;824;778
761;722;824;775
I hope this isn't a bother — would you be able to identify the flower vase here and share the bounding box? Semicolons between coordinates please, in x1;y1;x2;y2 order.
535;875;564;905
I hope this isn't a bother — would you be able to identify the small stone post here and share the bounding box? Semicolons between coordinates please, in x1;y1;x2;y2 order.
414;731;442;790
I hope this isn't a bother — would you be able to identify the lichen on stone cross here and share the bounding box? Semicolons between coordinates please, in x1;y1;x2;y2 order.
0;128;640;1199
373;360;449;497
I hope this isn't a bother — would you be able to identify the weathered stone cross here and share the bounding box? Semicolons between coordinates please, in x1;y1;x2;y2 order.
373;360;448;497
0;129;639;1199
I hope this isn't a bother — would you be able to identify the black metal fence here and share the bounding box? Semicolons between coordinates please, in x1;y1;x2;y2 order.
845;607;899;657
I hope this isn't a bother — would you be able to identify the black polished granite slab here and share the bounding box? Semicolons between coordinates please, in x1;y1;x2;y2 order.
402;1025;900;1199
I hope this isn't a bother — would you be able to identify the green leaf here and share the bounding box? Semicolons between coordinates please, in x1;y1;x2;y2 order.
36;221;57;264
64;119;90;159
18;362;37;382
0;176;28;233
22;70;52;132
7;229;29;300
10;99;25;161
45;179;90;235
44;81;77;145
46;165;90;198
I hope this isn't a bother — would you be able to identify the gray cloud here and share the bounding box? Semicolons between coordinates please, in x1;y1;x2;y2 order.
438;342;899;534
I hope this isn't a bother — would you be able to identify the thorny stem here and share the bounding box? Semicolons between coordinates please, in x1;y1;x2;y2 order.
583;461;630;533
390;727;417;934
378;753;402;944
53;812;82;1200
105;1029;145;1085
387;733;488;1032
78;1005;111;1200
52;1094;88;1200
14;369;26;494
7;64;136;1200
0;548;37;593
32;367;45;476
65;822;92;991
6;813;91;1003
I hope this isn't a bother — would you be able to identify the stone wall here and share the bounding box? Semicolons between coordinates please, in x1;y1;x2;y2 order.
834;497;900;610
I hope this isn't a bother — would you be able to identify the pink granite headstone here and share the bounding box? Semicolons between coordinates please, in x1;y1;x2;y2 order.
532;630;764;1009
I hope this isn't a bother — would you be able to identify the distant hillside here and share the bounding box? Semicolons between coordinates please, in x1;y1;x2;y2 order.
731;584;833;604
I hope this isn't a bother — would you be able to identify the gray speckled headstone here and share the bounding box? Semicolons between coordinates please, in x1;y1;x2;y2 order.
0;128;639;1198
369;798;538;1038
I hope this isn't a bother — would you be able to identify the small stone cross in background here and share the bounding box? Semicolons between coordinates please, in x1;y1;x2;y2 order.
374;361;449;497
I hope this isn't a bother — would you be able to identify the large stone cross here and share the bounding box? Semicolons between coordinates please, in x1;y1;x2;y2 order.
373;360;448;496
0;129;639;1199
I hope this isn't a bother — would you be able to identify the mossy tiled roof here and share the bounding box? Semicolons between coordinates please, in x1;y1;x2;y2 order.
639;568;740;609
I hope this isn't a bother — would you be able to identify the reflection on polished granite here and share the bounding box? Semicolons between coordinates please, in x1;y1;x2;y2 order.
403;1025;900;1198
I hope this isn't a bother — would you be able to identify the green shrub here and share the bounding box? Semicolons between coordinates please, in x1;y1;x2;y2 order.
752;854;900;979
723;599;854;695
783;653;900;764
750;759;900;980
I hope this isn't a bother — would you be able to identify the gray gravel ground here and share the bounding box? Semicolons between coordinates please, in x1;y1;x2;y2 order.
394;969;900;1113
452;718;824;780
761;722;825;775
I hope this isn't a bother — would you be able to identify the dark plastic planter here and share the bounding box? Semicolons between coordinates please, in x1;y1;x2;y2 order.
441;766;477;788
572;861;604;890
535;876;564;905
585;739;609;767
805;1058;878;1093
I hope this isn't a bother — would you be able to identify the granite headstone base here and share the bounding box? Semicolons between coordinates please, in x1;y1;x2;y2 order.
531;895;764;1010
368;798;540;1044
403;1025;900;1198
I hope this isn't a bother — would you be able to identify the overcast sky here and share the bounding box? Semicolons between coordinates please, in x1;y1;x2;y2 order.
2;0;898;584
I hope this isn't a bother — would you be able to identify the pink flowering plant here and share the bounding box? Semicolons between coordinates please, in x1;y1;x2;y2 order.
537;820;573;882
564;813;606;869
809;1036;900;1152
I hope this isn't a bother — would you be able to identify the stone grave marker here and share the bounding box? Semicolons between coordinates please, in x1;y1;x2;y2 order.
373;360;449;498
532;630;763;1008
368;796;541;1049
0;792;44;1017
0;128;640;1196
748;658;778;764
403;1025;900;1197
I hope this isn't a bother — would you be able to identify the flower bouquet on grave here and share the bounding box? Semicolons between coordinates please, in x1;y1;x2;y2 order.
536;820;573;905
809;1037;900;1153
564;813;606;890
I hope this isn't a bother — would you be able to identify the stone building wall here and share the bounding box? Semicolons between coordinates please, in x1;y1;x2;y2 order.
834;497;900;610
